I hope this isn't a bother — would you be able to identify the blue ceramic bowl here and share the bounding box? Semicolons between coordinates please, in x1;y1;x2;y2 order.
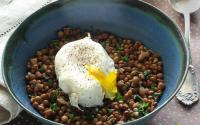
2;0;189;125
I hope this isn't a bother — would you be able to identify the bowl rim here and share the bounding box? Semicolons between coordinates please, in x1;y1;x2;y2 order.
1;0;189;124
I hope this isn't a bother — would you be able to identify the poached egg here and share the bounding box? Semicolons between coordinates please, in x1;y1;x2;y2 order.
55;36;118;109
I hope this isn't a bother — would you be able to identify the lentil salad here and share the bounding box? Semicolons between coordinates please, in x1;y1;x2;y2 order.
25;27;165;125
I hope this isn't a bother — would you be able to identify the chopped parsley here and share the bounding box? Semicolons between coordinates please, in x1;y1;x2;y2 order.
100;42;106;48
51;40;59;46
122;55;129;62
95;108;99;112
68;113;74;119
47;79;53;86
51;40;60;49
138;101;149;117
107;108;113;114
133;94;143;102
143;70;151;80
87;114;95;121
115;42;123;51
153;92;162;97
154;96;160;102
38;66;45;73
51;40;59;42
64;37;70;41
50;89;60;102
50;103;59;112
150;85;157;91
115;92;124;101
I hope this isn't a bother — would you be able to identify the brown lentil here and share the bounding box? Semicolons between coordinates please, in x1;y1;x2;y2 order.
25;27;165;124
158;82;165;90
61;115;68;123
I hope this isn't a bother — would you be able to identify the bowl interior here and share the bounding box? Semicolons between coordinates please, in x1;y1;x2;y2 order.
2;0;188;124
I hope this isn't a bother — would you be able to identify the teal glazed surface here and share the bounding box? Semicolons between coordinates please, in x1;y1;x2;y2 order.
2;0;189;125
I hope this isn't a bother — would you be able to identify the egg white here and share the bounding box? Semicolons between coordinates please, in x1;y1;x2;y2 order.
55;37;115;109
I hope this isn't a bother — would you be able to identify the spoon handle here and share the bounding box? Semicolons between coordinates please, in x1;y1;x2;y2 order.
185;14;192;63
176;13;199;105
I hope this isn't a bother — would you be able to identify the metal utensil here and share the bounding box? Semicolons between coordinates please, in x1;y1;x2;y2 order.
169;0;200;105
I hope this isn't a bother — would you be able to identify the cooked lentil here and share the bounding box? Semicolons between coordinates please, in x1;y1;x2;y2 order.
26;27;165;125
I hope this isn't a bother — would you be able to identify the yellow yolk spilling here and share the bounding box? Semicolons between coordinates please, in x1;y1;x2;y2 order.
86;65;118;100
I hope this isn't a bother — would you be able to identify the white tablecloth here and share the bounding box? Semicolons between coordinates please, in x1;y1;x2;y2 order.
0;0;56;124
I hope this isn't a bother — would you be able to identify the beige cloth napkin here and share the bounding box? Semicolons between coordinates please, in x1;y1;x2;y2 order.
0;0;56;124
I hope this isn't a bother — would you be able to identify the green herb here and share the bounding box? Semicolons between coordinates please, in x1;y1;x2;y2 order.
138;101;149;117
64;37;71;41
133;95;143;102
115;42;123;51
115;92;124;101
52;40;59;42
150;85;157;91
87;114;95;121
47;79;53;86
51;40;59;46
122;55;129;62
68;113;74;119
38;66;45;73
101;42;106;48
95;108;99;112
50;89;60;102
50;103;59;112
107;108;113;114
153;92;162;97
82;115;87;119
51;40;60;49
154;96;159;102
73;116;81;121
143;70;151;80
31;93;37;96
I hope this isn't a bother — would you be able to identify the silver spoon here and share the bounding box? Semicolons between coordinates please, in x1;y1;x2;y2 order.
168;0;200;105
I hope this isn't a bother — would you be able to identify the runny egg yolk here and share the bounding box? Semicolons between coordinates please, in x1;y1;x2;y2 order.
85;65;118;100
